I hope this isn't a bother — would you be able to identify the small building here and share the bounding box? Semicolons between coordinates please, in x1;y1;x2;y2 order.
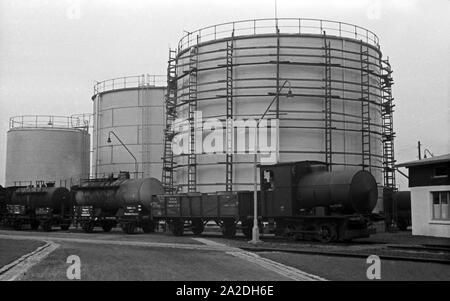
397;154;450;238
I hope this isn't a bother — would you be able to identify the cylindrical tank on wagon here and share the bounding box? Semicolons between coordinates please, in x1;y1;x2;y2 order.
72;176;164;211
10;186;73;210
172;18;385;211
5;115;91;187
92;75;166;180
296;170;378;214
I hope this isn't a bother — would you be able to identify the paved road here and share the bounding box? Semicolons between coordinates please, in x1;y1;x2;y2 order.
0;229;323;281
1;229;448;281
0;238;44;267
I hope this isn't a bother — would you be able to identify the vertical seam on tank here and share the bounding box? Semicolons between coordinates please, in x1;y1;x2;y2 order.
95;94;101;177
342;39;346;167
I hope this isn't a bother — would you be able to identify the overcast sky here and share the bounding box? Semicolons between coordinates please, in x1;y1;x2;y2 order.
0;0;449;189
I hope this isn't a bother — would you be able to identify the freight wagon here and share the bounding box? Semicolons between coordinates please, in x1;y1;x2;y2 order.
152;161;379;242
151;191;254;237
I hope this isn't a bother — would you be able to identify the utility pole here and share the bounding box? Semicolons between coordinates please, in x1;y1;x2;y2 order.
417;141;422;160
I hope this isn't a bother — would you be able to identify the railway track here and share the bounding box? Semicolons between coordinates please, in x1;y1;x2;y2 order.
241;244;450;265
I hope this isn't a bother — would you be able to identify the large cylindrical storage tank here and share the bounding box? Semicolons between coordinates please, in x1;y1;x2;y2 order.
92;75;166;180
171;19;386;211
5;115;91;186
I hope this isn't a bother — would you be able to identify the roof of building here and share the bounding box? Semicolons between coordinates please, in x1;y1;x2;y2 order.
396;153;450;168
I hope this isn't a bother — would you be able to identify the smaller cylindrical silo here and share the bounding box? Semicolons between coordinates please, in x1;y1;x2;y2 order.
91;74;166;180
5;115;91;187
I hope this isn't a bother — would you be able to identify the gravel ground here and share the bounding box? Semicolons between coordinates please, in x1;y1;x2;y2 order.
0;238;45;267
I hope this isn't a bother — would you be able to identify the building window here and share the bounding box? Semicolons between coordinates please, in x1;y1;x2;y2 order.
433;166;448;178
432;191;449;220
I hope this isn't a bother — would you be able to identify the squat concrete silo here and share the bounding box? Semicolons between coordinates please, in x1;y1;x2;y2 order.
5;115;91;186
163;18;396;212
92;74;166;180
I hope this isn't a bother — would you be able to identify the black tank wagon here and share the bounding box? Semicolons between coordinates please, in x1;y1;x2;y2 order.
71;172;164;234
2;183;73;231
260;161;378;242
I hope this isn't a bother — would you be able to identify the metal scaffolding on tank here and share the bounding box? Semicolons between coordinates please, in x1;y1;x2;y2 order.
162;50;178;193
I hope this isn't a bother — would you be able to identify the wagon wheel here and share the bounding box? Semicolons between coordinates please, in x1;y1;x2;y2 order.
241;220;253;239
317;223;337;243
41;221;52;232
221;220;236;238
142;221;156;233
82;222;94;233
171;220;184;236
121;223;136;234
191;219;204;236
13;220;23;231
30;220;40;230
60;224;70;231
102;223;113;232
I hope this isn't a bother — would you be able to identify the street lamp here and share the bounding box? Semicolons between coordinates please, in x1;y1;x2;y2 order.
249;80;293;244
107;131;139;178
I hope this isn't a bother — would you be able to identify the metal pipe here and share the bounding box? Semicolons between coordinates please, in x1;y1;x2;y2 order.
396;168;409;179
417;141;422;160
107;130;139;178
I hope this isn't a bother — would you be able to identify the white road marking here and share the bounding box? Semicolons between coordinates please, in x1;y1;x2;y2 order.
226;251;326;281
0;241;60;281
192;238;327;281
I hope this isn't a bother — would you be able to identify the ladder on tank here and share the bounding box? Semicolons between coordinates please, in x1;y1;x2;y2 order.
140;77;151;179
162;49;178;193
187;46;198;192
360;42;372;171
381;58;396;189
225;39;234;191
324;37;333;171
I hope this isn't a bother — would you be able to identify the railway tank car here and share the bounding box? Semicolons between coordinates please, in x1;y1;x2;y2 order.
260;161;378;242
2;183;73;231
71;172;164;234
